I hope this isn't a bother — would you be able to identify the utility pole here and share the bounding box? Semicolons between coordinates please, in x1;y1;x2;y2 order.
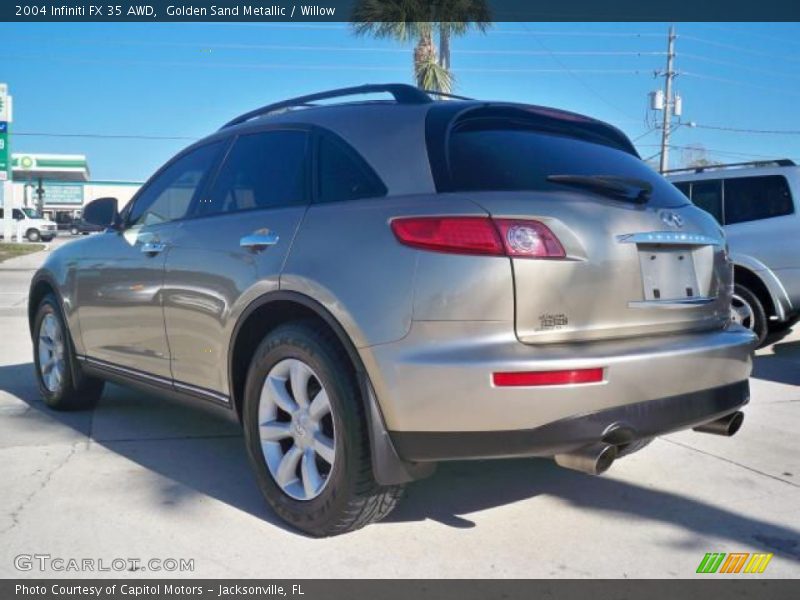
659;25;677;173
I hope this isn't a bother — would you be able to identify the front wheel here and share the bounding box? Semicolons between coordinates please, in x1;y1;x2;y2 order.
26;229;41;242
242;322;403;536
731;284;767;347
71;227;79;236
33;294;105;410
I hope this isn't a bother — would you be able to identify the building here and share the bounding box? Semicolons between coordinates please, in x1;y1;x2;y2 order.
9;153;141;227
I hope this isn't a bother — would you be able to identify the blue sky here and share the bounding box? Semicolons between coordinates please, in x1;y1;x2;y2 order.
1;21;799;181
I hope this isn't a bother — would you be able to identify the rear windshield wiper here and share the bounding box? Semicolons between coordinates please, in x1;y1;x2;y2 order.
546;174;653;204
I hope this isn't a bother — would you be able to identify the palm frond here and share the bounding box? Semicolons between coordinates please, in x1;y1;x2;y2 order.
350;0;434;42
416;59;453;93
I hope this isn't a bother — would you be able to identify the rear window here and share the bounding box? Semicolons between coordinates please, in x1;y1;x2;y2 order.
447;125;688;207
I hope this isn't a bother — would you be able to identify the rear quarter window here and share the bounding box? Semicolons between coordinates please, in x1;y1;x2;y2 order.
723;175;793;225
316;134;387;203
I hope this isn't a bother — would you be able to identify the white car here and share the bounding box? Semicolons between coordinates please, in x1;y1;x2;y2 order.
0;207;58;242
668;159;800;345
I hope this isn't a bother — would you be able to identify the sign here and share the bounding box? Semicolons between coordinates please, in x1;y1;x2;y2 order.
0;84;10;122
41;182;84;205
0;122;8;180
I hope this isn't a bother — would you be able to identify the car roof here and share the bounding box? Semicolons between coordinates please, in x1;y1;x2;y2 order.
194;84;639;196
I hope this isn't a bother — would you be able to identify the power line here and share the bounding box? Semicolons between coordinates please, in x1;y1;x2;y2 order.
639;143;799;162
691;24;800;49
681;52;800;82
492;29;664;38
214;23;665;37
0;54;649;75
1;36;666;57
692;124;800;135
680;34;800;64
681;71;800;100
12;132;198;140
523;25;647;123
458;68;646;74
0;54;407;71
631;128;659;142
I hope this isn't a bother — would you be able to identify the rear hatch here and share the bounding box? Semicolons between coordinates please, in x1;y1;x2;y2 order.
430;104;731;343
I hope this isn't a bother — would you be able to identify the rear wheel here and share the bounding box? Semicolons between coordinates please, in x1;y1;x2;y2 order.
242;322;403;536
731;283;767;347
33;294;104;410
71;227;79;236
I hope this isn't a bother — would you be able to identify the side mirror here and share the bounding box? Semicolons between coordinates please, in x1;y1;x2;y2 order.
83;197;120;229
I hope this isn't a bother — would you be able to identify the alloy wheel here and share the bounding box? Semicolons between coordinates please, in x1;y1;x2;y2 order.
258;358;336;501
730;293;754;330
38;313;66;393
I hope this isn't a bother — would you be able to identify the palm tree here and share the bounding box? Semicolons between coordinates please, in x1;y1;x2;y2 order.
352;0;491;93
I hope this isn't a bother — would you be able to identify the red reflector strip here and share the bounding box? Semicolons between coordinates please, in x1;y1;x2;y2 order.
492;368;604;387
390;217;504;256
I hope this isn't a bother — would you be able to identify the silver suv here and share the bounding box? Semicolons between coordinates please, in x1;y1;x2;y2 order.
668;160;800;345
29;84;755;536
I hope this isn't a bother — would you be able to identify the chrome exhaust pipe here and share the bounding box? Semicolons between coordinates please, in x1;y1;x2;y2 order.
693;411;745;437
554;442;618;475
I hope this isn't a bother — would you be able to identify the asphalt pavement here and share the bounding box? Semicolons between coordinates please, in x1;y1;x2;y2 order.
0;237;797;578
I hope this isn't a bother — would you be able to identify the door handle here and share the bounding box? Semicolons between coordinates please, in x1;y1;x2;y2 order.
240;229;279;251
140;241;166;255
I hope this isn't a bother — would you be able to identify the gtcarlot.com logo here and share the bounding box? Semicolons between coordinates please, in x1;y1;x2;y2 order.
14;554;194;573
696;552;773;574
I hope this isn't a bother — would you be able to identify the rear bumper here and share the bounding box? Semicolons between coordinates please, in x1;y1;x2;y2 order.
391;380;749;461
360;321;756;437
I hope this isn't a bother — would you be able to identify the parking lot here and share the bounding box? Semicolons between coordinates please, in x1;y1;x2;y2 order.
0;237;797;578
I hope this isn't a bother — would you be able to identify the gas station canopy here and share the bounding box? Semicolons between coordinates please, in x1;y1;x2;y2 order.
12;153;89;182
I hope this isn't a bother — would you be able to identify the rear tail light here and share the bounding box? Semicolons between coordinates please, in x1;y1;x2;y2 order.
493;368;604;387
494;219;565;258
391;216;565;258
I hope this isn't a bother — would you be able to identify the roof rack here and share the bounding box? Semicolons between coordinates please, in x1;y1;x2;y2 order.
422;89;474;101
662;159;796;175
221;83;434;129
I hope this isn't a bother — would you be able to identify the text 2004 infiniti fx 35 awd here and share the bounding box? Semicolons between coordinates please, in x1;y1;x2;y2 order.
29;84;755;536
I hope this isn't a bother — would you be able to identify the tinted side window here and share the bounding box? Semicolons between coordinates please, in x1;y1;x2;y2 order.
129;141;224;227
690;180;723;224
316;135;387;203
197;130;309;216
724;175;793;225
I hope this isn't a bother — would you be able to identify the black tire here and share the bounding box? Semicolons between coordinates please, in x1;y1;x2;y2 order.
33;294;104;410
243;321;403;536
732;283;767;347
26;229;40;242
71;227;79;236
768;315;797;334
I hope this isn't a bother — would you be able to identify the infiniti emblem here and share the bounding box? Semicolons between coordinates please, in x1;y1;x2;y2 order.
659;210;684;228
